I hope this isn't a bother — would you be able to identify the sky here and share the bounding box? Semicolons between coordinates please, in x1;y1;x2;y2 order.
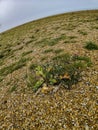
0;0;98;33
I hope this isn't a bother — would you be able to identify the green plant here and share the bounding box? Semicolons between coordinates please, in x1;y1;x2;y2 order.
72;55;92;67
47;37;61;46
27;53;91;92
52;53;70;61
29;35;35;39
95;17;98;20
66;24;76;30
54;49;64;54
0;60;3;66
25;39;33;45
64;40;70;44
10;85;17;92
68;36;77;39
78;30;87;35
63;35;77;44
92;26;98;30
0;77;3;82
95;26;98;29
0;48;13;59
41;57;47;61
43;49;53;53
27;66;44;92
84;41;98;50
36;35;66;47
0;53;4;59
22;50;33;56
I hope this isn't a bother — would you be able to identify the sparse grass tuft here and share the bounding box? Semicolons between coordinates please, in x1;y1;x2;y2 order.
0;60;4;66
0;48;13;59
68;36;77;39
92;25;98;30
0;53;4;59
54;49;64;54
47;37;61;46
64;40;70;44
43;49;53;53
63;35;77;44
0;58;28;77
78;30;87;35
9;85;17;92
95;26;98;29
84;41;98;50
52;53;70;61
25;39;33;45
72;55;92;67
41;57;47;61
37;35;66;47
66;24;76;30
0;77;3;82
22;50;33;56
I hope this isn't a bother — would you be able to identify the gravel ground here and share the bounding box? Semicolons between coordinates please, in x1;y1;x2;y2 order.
0;68;98;130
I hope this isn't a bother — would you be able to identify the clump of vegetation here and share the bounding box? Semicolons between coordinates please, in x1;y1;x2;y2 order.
0;77;3;82
9;85;17;93
36;34;66;47
63;35;77;44
22;50;33;56
72;55;92;67
95;17;98;21
84;41;98;50
44;37;61;46
43;49;53;53
92;26;98;30
0;48;13;59
78;30;87;35
0;53;4;59
27;53;91;92
54;49;64;54
25;39;33;45
68;36;77;39
66;23;76;30
29;35;35;39
41;57;47;61
0;58;28;78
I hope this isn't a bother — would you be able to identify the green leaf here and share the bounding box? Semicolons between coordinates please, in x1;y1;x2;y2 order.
49;78;57;85
33;80;44;92
35;66;45;77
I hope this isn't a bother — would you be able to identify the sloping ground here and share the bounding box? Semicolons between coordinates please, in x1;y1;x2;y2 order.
0;10;98;129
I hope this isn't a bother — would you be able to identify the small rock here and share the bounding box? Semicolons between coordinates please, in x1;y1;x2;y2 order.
53;86;60;93
96;86;98;89
85;124;89;130
41;85;49;93
85;82;90;86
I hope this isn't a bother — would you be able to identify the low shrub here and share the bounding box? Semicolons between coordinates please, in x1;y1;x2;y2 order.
84;41;98;50
27;53;91;92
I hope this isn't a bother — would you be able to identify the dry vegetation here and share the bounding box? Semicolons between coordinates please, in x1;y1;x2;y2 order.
0;10;98;129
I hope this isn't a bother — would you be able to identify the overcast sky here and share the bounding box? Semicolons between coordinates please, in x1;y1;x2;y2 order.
0;0;98;33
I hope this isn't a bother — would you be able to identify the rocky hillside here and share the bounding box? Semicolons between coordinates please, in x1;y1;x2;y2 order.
0;10;98;129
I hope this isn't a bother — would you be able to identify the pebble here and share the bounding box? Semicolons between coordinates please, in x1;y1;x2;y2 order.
41;85;49;93
96;86;98;89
